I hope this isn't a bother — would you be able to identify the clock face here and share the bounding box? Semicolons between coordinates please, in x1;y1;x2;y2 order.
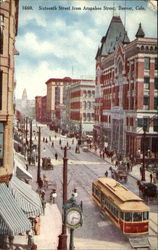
66;209;81;227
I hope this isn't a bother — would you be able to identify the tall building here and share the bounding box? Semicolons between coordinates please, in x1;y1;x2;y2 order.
95;16;158;161
45;77;86;125
66;80;95;134
0;0;19;183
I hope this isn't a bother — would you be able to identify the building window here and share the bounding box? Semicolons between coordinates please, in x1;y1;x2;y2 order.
0;15;4;54
144;57;150;70
144;96;149;109
88;90;91;97
154;97;158;110
87;113;91;121
137;118;143;127
143;118;149;131
0;71;2;110
154;77;158;90
0;123;4;167
153;119;158;132
144;77;150;89
83;90;87;97
83;113;86;121
155;58;158;70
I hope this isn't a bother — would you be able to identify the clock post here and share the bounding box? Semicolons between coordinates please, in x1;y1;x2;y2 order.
64;195;83;250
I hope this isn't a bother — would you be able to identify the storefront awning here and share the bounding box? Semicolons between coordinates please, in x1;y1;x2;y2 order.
9;176;42;217
14;153;32;180
0;183;31;236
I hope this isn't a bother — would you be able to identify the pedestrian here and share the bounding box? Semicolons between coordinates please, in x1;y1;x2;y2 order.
72;139;74;144
26;164;28;171
51;141;54;147
67;142;69;147
40;189;45;200
55;152;58;160
34;216;40;235
8;235;14;250
105;171;108;177
41;198;46;215
59;139;61;145
102;151;105;159
150;173;153;183
43;175;48;189
45;138;48;143
27;230;34;248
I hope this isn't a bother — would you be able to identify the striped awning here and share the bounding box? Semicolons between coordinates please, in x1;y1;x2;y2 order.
0;183;31;236
9;176;42;217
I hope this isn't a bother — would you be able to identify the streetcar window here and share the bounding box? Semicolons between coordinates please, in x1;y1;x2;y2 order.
133;212;142;222
120;212;124;219
125;212;132;222
143;212;149;220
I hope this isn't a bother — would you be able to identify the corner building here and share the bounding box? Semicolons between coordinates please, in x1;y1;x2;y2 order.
95;16;158;161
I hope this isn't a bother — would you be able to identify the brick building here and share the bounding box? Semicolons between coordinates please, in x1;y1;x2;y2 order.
35;96;47;123
0;0;19;183
45;77;95;132
66;80;95;134
95;16;158;161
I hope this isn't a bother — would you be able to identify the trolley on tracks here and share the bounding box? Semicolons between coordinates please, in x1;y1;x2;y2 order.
92;177;150;236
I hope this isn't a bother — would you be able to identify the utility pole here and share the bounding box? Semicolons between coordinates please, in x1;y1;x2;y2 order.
57;146;68;250
25;117;28;146
141;126;146;181
29;119;32;165
37;126;41;186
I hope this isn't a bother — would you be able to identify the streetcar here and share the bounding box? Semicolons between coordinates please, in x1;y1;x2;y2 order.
92;178;149;236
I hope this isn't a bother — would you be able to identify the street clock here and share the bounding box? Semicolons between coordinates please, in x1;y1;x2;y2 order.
66;207;82;229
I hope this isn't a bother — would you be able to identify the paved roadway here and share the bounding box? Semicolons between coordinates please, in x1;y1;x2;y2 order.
29;124;157;250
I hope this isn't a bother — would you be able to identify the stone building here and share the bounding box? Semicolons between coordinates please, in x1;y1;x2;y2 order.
0;0;19;183
95;16;158;161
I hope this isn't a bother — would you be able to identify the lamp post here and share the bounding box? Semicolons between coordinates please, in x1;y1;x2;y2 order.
57;145;70;250
37;126;42;187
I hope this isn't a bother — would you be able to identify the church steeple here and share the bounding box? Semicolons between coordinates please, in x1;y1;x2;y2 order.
135;23;145;38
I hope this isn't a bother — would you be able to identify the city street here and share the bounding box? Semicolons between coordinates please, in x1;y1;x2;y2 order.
28;124;157;250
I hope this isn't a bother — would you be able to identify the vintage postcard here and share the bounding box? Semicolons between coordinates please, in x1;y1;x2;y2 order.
0;0;157;249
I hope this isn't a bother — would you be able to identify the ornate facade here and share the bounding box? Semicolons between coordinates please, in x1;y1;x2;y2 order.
95;16;158;161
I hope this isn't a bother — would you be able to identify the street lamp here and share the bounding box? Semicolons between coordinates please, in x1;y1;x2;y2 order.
57;145;70;250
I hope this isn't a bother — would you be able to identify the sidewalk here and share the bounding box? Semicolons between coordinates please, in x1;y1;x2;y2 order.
13;203;62;250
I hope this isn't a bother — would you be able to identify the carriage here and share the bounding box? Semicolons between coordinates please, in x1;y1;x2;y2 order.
42;157;53;170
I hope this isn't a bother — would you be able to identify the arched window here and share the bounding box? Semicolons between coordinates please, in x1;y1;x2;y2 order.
83;90;87;97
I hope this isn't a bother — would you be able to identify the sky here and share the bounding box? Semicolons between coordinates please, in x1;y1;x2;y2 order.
15;0;157;100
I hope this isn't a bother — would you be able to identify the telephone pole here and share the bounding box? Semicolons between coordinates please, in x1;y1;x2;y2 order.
37;126;41;186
